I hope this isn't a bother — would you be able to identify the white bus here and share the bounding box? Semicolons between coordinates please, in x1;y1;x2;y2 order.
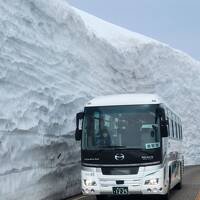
75;94;183;200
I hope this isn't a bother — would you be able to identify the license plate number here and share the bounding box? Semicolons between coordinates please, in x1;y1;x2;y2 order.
112;187;128;195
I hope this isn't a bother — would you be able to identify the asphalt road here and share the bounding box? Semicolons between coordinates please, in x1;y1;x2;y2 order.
68;165;200;200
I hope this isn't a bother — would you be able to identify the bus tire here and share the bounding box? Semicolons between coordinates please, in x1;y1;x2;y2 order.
175;164;182;190
162;192;170;200
96;195;108;200
161;184;170;200
161;169;171;200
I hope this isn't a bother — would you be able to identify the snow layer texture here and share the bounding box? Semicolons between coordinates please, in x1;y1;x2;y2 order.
0;0;200;199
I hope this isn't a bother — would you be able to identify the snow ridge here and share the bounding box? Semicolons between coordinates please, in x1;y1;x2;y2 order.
0;0;200;199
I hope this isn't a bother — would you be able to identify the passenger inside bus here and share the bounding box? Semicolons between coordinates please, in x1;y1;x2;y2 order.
96;128;111;146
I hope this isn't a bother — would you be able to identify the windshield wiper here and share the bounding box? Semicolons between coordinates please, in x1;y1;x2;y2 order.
90;146;127;157
99;145;127;149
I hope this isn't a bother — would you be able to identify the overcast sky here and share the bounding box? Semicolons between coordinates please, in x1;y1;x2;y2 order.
68;0;200;61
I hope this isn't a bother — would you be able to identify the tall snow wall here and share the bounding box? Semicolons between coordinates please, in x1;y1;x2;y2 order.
0;0;200;199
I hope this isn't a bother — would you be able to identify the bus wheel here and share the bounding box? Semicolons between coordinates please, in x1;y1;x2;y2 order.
161;192;170;200
175;165;182;190
160;187;170;200
161;172;171;200
96;195;108;200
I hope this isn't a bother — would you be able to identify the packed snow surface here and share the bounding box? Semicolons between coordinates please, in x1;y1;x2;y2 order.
0;0;200;199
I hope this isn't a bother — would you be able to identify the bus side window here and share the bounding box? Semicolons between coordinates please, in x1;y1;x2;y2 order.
166;109;170;137
173;115;177;139
171;119;175;138
180;124;183;140
177;123;179;140
168;111;173;138
178;124;180;140
175;121;178;139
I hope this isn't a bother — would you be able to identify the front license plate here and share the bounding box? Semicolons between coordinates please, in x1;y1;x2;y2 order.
112;187;128;195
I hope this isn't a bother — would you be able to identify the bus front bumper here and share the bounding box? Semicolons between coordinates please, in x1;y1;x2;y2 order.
82;184;166;196
81;166;168;196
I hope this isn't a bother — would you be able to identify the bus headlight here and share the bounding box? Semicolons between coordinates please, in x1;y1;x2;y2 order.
145;178;159;185
84;179;97;186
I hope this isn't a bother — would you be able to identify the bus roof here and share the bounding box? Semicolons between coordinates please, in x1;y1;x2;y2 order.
85;94;163;107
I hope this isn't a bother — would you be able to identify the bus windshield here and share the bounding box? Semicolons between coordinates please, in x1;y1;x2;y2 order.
82;105;161;150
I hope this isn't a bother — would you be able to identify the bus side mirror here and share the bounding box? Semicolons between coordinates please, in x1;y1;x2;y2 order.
75;112;84;141
156;107;169;137
75;129;82;141
161;119;169;137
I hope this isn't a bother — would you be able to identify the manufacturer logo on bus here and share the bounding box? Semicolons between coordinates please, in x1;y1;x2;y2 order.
141;155;154;160
115;153;125;161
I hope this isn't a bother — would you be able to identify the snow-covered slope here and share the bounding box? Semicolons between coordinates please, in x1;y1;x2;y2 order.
0;0;200;199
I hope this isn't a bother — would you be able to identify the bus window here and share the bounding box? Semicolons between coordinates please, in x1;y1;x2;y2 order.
175;122;178;139
173;115;177;139
178;124;181;140
180;125;183;140
169;118;173;138
171;119;175;138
